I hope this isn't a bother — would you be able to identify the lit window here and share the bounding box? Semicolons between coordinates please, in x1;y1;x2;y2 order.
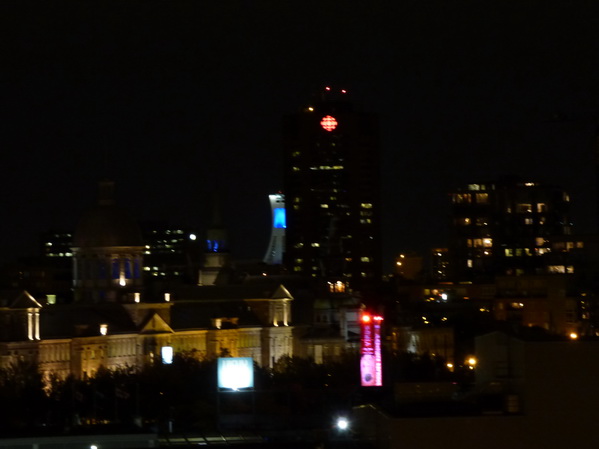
475;193;489;203
467;259;473;268
292;151;301;157
483;238;492;248
537;203;547;212
311;243;320;247
505;249;513;257
361;203;373;209
321;204;329;208
516;203;533;213
453;194;472;203
361;257;371;262
292;167;300;172
524;218;533;225
548;265;566;273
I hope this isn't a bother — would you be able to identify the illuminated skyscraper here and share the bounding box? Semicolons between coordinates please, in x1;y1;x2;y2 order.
283;87;381;290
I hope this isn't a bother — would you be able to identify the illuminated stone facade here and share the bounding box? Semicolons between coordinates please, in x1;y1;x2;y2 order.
0;285;294;380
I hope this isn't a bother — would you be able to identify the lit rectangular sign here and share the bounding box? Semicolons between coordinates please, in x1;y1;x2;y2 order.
161;346;173;365
360;314;383;387
218;357;254;390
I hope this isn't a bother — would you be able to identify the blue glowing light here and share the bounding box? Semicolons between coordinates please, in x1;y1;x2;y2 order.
274;208;286;229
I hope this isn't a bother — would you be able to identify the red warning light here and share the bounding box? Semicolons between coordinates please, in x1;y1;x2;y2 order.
362;314;371;323
320;115;338;132
325;86;331;91
341;89;347;94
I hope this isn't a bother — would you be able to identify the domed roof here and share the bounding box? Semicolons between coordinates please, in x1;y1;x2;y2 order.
73;181;143;248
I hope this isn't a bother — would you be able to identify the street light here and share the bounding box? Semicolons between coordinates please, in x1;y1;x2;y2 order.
336;417;349;431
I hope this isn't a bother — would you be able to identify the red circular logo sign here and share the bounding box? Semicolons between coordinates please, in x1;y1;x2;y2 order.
320;115;338;132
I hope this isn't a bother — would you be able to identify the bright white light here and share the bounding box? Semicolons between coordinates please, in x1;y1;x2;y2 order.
100;324;108;336
337;417;349;431
161;346;174;364
218;357;254;390
441;293;448;301
189;234;197;241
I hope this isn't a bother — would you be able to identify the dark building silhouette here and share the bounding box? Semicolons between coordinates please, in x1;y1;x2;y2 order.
72;181;145;303
448;178;573;280
283;87;381;291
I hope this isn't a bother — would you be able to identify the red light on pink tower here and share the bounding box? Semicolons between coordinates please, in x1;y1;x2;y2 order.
360;312;383;387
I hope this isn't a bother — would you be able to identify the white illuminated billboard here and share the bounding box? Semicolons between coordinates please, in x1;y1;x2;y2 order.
218;357;254;390
161;346;174;364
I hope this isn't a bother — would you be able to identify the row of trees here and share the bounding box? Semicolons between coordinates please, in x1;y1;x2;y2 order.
0;350;455;436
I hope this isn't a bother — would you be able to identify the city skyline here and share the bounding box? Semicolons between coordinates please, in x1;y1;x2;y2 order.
2;1;599;270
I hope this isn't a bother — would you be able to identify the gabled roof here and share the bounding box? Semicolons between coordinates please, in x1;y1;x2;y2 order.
10;290;42;309
0;290;43;309
140;313;174;334
270;285;293;300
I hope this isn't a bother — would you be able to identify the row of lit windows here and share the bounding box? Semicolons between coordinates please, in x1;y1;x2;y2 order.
548;265;575;274
466;238;493;248
150;229;185;235
452;193;489;204
504;248;550;257
457;217;488;226
511;203;548;213
553;241;584;251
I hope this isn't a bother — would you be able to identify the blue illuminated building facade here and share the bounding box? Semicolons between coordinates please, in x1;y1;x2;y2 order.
264;193;286;266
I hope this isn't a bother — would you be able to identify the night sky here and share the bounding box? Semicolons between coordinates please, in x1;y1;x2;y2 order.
2;0;599;270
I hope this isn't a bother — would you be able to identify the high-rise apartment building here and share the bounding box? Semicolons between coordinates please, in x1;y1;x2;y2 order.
283;88;381;290
449;178;573;280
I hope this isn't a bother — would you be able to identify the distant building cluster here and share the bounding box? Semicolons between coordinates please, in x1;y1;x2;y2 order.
2;88;599;391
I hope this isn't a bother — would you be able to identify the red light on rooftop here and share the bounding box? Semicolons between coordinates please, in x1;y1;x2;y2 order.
341;89;347;94
362;314;371;323
325;86;331;91
320;115;338;132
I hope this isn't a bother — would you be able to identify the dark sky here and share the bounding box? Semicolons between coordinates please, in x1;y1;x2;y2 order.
2;0;599;270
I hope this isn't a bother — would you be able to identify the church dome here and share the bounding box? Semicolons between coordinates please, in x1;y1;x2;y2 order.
73;181;143;248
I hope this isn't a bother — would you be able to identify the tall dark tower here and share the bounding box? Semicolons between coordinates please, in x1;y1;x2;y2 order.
283;87;381;291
